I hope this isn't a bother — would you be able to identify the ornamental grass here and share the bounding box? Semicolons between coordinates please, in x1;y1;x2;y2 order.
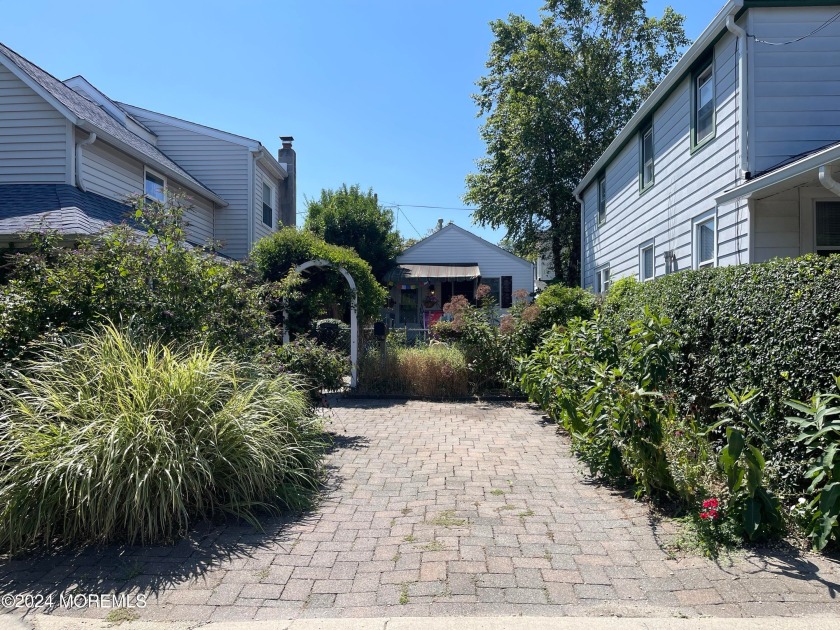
0;323;324;552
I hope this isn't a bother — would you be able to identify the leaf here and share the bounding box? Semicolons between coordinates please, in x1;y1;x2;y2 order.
743;497;762;539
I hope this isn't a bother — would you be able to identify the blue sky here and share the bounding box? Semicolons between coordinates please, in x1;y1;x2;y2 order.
2;1;721;244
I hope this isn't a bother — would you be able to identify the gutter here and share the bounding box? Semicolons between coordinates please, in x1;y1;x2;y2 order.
573;0;744;196
254;147;288;180
726;13;749;179
819;165;840;197
74;131;96;192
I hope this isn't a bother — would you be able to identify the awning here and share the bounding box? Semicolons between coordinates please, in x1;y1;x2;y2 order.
385;263;481;282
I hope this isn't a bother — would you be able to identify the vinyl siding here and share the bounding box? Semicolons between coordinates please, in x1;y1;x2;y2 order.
398;225;534;312
254;163;276;243
582;26;749;288
750;7;840;174
125;111;251;259
753;188;800;261
0;63;68;183
76;129;214;244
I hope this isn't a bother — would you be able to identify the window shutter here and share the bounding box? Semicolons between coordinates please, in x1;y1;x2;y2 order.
501;276;513;308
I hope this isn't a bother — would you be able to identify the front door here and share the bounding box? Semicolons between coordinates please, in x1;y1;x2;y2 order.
399;287;419;325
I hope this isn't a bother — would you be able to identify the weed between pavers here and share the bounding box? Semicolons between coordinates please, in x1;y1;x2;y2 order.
427;510;467;528
403;534;416;542
399;583;409;605
418;539;446;552
401;507;412;516
105;608;139;624
490;489;506;496
255;567;270;580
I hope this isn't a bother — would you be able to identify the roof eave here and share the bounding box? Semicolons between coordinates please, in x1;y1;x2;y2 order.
77;121;229;208
716;144;840;204
574;0;745;196
253;147;288;180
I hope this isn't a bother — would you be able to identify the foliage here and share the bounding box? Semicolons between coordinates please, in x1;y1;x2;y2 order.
0;324;324;552
710;389;782;541
312;318;351;353
357;343;469;398
511;285;597;355
0;196;276;362
465;0;688;285
262;335;350;395
304;184;402;281
785;377;840;550
518;309;679;498
251;227;387;332
602;256;840;496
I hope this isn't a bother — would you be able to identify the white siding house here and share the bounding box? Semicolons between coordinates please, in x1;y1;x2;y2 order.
576;1;840;290
0;42;296;258
385;223;534;333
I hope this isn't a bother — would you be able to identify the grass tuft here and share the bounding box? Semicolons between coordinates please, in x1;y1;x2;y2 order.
358;344;469;398
427;510;467;528
0;323;324;552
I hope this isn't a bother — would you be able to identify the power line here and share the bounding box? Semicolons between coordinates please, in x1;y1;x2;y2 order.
750;10;840;46
383;202;477;212
393;206;423;238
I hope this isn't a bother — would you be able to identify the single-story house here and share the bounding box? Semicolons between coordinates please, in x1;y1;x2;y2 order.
383;223;534;333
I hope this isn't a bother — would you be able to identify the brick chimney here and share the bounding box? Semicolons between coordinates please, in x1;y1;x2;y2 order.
278;136;296;226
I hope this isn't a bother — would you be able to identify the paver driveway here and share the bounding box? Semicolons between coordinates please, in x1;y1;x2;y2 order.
2;399;839;623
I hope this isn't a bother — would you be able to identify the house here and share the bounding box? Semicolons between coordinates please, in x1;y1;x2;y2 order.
575;0;840;292
0;42;295;258
384;223;534;332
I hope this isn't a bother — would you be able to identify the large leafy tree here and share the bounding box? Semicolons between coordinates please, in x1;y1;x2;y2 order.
305;184;402;281
465;0;689;286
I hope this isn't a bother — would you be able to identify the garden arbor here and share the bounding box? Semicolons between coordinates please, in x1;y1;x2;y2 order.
283;259;358;389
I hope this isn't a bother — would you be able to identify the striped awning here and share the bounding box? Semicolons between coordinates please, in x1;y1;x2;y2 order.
385;263;480;282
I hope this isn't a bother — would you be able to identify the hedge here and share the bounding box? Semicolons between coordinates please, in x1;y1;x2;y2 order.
601;255;840;492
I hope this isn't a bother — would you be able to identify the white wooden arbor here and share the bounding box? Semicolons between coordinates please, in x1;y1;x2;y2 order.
282;259;358;389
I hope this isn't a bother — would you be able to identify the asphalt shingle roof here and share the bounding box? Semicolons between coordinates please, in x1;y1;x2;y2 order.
0;184;134;236
0;42;222;202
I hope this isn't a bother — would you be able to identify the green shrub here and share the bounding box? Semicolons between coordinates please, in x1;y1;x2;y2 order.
602;256;840;496
265;335;350;394
0;323;324;552
250;228;387;333
312;318;351;353
516;285;596;352
0;197;275;362
358;343;469;398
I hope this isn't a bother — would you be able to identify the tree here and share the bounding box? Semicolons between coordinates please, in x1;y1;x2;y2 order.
304;184;402;281
465;0;688;286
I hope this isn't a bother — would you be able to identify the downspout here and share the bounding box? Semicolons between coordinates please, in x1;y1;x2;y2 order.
575;190;585;288
726;6;748;180
74;131;96;192
819;165;840;197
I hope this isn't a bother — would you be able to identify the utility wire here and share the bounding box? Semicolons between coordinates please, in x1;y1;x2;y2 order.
384;202;478;212
750;10;840;46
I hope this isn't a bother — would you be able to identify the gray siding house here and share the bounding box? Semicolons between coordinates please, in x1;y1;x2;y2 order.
576;1;840;291
0;43;296;259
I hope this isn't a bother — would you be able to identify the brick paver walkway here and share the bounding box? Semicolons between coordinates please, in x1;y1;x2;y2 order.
2;399;839;622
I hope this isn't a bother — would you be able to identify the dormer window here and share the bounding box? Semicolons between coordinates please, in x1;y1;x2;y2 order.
262;182;273;227
144;169;166;203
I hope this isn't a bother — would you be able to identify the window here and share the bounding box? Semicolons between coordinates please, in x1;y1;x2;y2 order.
483;277;501;305
816;201;840;255
594;265;610;294
694;215;716;269
640;243;654;281
693;61;715;148
262;182;273;227
640;124;654;190
597;176;607;225
144;169;165;203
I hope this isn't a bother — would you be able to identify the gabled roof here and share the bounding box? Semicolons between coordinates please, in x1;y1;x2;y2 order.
64;75;156;137
117;102;289;180
399;223;533;268
0;42;227;207
574;0;746;196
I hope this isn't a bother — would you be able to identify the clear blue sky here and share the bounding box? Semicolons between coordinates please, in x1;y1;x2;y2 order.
1;1;721;244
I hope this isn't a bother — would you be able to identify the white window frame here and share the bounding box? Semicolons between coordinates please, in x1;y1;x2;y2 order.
144;167;167;203
692;210;717;269
815;200;840;255
262;180;274;227
639;240;655;281
692;60;715;149
597;175;607;226
594;264;610;294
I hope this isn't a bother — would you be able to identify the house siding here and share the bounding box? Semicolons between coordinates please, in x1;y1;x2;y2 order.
582;25;748;287
125;111;251;259
0;63;67;184
750;6;840;174
254;162;277;243
398;225;534;312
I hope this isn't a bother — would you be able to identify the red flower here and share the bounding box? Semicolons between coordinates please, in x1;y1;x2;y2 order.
702;498;719;509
